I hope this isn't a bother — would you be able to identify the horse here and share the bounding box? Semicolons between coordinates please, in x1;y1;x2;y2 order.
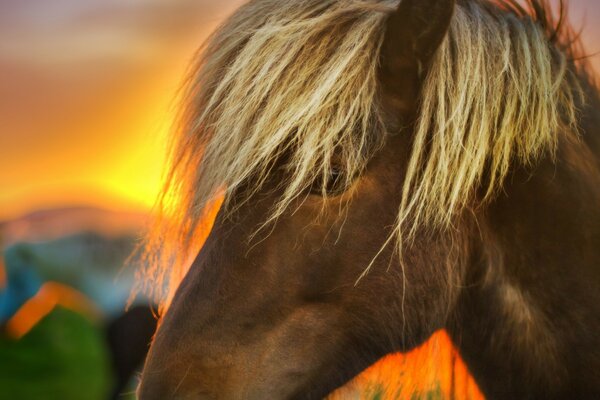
136;0;600;398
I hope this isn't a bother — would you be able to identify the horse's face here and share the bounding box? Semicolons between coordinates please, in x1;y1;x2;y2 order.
141;132;458;398
140;0;457;398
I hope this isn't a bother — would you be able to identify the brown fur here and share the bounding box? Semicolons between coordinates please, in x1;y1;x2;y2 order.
137;1;600;398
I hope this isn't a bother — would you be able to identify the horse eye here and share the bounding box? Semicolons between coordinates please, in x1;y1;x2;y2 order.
309;166;348;196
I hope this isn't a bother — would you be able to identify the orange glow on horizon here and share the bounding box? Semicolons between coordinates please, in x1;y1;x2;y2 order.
0;69;175;220
0;0;597;221
0;0;244;221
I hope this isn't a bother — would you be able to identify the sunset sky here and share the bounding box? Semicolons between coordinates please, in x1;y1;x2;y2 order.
1;0;599;220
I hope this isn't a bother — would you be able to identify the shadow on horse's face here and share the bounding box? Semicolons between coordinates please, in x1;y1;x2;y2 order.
139;0;458;398
138;0;600;396
141;130;460;399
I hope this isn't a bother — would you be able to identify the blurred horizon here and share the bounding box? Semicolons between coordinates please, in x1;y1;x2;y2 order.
1;0;600;221
1;1;600;399
0;0;243;221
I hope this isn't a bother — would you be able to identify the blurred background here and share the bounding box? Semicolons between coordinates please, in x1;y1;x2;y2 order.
0;0;598;399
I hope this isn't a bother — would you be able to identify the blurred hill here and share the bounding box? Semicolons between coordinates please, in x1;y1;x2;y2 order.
0;208;157;400
0;206;148;246
0;206;153;317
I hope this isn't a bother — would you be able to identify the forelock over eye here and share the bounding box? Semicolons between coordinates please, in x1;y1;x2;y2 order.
309;165;350;197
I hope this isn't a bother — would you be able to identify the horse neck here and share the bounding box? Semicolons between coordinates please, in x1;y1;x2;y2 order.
447;90;600;399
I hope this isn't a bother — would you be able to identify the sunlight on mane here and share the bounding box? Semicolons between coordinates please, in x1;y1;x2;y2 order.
133;0;588;396
136;0;584;306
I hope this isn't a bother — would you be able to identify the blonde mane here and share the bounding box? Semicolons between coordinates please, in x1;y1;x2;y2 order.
136;0;584;306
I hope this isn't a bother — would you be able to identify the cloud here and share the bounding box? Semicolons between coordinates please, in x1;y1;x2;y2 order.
0;0;598;219
0;0;242;218
0;0;241;65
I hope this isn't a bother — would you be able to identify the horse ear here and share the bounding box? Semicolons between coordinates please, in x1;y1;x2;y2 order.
382;0;455;77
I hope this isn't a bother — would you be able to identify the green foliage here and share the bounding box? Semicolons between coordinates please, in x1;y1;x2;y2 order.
0;307;112;400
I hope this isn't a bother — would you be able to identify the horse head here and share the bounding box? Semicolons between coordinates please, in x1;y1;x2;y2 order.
138;0;600;398
139;1;457;398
